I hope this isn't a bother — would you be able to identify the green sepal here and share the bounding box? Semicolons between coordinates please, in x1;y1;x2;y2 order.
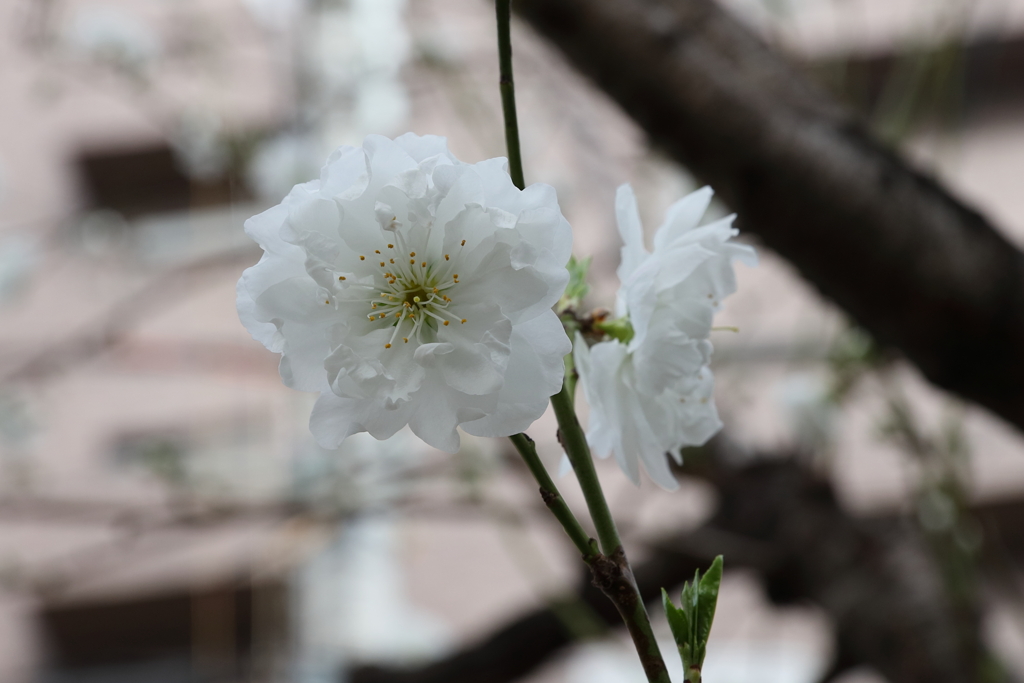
558;255;591;312
662;555;724;680
593;316;634;344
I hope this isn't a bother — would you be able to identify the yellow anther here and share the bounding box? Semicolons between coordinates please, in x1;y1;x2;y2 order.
404;301;410;307
403;337;409;343
410;259;416;265
359;255;365;261
444;254;450;261
461;240;466;246
385;343;392;349
387;244;394;249
421;261;426;267
339;275;346;281
380;261;386;267
409;251;416;257
460;318;467;324
375;250;381;254
395;311;401;318
324;299;330;304
432;287;439;294
372;303;378;309
443;320;450;326
390;258;395;264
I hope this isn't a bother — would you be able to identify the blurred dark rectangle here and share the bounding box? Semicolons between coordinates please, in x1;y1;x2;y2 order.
76;146;247;219
39;581;286;677
808;33;1024;118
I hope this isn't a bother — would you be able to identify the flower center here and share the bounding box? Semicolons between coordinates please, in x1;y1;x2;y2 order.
355;242;467;349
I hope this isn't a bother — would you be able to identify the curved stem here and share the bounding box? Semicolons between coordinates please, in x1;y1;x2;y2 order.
509;433;597;560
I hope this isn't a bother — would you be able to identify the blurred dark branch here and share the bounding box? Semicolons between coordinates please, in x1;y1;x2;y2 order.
512;0;1024;433
350;441;1024;683
0;245;260;385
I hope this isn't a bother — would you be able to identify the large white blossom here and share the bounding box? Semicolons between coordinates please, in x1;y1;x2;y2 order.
238;134;572;452
575;184;756;490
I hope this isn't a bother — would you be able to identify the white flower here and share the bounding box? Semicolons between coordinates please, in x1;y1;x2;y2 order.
238;134;572;452
574;184;756;490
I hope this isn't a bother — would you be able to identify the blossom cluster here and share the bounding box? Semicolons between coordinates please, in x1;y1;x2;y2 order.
238;134;754;491
574;185;756;490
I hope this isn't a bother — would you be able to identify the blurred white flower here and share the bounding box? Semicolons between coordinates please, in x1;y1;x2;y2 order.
777;372;837;452
64;6;159;71
575;185;756;490
241;0;301;31
238;134;572;453
171;110;228;180
249;133;326;202
297;517;450;678
0;237;38;304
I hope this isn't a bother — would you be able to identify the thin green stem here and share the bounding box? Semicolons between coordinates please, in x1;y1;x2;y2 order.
550;384;621;554
509;433;597;560
494;4;668;681
551;377;671;683
495;0;525;190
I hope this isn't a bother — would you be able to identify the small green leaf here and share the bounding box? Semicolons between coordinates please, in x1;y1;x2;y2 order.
694;555;723;666
663;556;725;678
662;587;690;651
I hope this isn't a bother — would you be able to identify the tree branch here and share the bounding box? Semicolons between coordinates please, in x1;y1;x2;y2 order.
349;444;1021;683
512;0;1024;433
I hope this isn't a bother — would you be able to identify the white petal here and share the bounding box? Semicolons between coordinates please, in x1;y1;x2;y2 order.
462;311;569;437
615;184;647;285
652;186;714;252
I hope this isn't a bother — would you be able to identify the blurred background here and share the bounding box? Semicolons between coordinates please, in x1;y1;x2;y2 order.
1;0;1024;681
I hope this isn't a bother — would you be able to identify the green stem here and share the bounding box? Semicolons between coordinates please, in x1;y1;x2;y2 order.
551;377;671;683
509;433;597;560
495;0;525;191
550;384;621;554
494;4;668;680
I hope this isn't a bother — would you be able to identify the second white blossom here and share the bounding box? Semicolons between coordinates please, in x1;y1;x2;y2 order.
575;184;756;490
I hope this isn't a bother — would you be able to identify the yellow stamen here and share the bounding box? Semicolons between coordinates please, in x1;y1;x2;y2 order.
403;338;409;343
388;244;394;249
385;343;392;349
461;239;466;246
443;320;449;326
359;255;365;261
444;254;450;261
409;251;416;257
460;319;467;324
339;276;346;281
